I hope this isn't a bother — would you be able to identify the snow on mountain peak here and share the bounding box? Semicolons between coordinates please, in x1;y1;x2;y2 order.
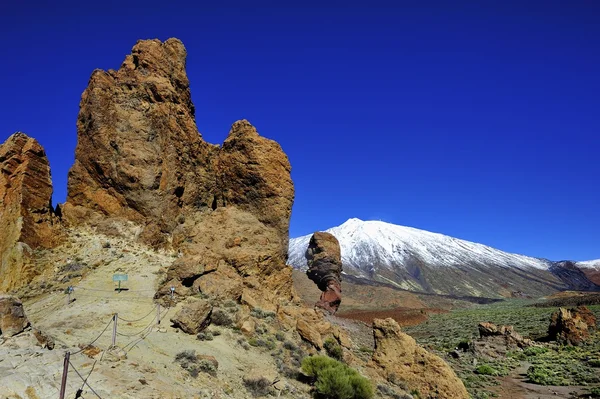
578;259;600;270
288;218;552;275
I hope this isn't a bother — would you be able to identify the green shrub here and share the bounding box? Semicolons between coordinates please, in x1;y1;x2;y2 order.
588;359;600;367
523;346;548;357
590;387;600;397
301;355;373;399
526;365;563;385
324;338;344;361
474;365;497;376
251;308;276;320
248;336;276;350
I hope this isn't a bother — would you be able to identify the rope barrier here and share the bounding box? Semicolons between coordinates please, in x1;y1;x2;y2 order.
72;293;154;302
117;305;157;323
71;318;113;356
69;361;103;398
76;287;157;293
122;304;171;352
116;314;157;338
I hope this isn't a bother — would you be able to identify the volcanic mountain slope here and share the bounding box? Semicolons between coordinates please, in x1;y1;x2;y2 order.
289;218;600;298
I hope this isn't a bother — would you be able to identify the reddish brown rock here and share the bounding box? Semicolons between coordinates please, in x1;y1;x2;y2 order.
0;133;61;292
217;120;294;253
548;306;597;345
0;295;30;336
65;38;218;228
170;298;213;334
369;318;469;399
66;38;296;314
305;232;342;314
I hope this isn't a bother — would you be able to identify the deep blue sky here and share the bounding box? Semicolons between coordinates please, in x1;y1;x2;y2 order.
1;1;598;261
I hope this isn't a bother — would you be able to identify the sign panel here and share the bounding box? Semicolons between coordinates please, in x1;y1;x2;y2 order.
112;274;128;282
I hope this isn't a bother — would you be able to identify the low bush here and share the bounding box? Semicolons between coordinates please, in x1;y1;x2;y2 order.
474;365;497;376
251;307;276;320
197;331;214;341
211;308;234;326
243;376;274;397
523;346;548;357
301;355;373;399
174;350;217;377
526;365;565;386
324;337;344;361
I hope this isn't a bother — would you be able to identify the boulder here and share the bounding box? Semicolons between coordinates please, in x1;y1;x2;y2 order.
548;306;597;345
369;318;468;399
477;322;532;348
170;298;212;334
475;322;533;358
0;133;61;291
305;232;343;314
296;319;323;349
0;295;30;337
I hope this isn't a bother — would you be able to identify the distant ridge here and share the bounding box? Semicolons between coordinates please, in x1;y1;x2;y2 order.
289;218;600;298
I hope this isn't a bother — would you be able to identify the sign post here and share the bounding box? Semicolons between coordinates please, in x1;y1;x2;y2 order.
112;274;128;293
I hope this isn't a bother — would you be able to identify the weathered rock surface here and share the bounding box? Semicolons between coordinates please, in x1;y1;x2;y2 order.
475;322;533;358
0;295;30;336
65;38;296;315
305;232;342;314
548;306;597;345
170;298;212;334
369;318;468;399
0;133;60;292
65;38;217;228
478;322;532;348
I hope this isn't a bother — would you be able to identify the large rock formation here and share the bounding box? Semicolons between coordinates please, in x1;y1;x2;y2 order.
64;38;217;233
64;38;296;312
369;318;469;399
0;133;60;292
305;232;342;314
548;306;597;345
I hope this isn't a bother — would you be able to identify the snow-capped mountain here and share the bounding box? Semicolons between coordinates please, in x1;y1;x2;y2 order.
577;259;600;270
288;218;599;298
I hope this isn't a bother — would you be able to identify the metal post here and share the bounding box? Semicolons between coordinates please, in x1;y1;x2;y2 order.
59;351;70;399
112;314;117;347
157;304;161;325
66;286;73;306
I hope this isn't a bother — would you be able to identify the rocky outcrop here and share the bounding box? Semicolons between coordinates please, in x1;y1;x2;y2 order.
170;298;212;335
305;232;342;314
478;322;532;348
65;38;296;315
0;133;61;292
0;295;30;336
65;38;217;229
475;322;533;358
369;318;468;399
548;306;597;345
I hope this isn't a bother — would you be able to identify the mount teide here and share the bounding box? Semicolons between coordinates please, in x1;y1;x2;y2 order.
288;218;600;298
